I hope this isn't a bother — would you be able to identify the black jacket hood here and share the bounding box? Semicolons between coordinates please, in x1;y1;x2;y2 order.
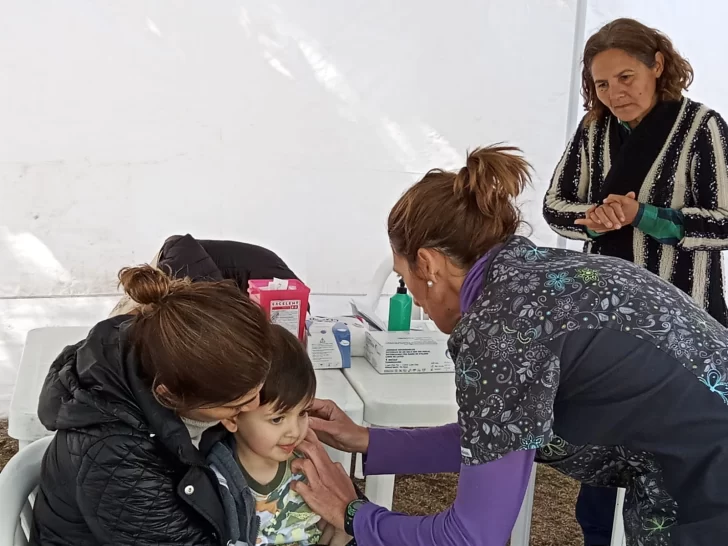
37;315;221;463
38;316;148;432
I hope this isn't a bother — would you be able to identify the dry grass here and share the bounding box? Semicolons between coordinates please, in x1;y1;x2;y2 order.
0;421;18;471
0;420;583;545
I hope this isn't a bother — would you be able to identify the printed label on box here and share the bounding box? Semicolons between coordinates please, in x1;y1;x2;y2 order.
309;337;334;360
270;299;301;337
364;330;454;374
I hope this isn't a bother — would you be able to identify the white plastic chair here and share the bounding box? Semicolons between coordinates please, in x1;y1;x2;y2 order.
349;255;428;331
0;436;53;546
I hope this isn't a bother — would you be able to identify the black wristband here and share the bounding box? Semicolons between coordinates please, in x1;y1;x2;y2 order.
344;498;367;538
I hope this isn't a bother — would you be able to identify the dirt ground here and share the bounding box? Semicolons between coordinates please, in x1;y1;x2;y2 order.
0;421;18;470
0;420;583;545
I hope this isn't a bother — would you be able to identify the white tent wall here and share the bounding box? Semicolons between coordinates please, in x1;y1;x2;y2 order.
0;1;723;415
0;1;577;300
0;0;578;414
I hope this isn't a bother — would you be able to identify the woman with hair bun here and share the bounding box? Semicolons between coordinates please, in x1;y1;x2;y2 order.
544;18;728;544
31;265;274;545
285;146;728;545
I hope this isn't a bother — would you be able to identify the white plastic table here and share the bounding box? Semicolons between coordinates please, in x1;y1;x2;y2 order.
343;357;537;546
8;327;364;471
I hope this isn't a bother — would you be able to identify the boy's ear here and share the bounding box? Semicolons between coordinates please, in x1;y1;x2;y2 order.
220;417;238;433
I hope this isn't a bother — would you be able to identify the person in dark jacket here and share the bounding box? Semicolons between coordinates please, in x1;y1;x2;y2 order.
110;233;302;317
31;265;275;546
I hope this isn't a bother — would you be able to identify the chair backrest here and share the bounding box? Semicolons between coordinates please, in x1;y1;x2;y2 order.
0;436;53;546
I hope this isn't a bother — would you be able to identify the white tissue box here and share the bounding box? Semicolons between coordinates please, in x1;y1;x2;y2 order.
364;329;454;374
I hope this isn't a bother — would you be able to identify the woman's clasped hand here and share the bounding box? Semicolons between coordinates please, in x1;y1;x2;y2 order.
574;191;639;232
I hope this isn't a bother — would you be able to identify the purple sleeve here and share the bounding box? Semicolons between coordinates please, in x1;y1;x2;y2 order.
354;449;535;546
364;424;461;476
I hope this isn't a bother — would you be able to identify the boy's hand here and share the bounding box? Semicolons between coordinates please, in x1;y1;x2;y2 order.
317;519;353;546
330;528;354;546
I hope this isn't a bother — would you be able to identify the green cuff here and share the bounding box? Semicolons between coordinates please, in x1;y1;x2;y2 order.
586;228;605;238
633;203;685;245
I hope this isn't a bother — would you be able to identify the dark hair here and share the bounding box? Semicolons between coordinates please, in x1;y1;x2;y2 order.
582;18;694;122
118;265;273;412
388;145;531;271
259;325;316;413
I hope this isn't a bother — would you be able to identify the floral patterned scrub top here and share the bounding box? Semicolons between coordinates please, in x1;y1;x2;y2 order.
449;236;728;546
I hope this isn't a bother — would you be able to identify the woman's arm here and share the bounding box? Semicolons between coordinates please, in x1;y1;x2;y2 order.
680;113;728;250
364;423;462;476
354;450;536;546
633;203;685;245
543;121;596;241
77;435;216;545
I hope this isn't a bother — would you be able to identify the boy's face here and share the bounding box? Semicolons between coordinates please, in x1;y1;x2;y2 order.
225;398;312;462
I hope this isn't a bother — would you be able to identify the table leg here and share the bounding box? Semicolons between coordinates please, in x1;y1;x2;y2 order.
354;451;364;479
361;421;395;508
325;445;352;477
610;488;627;546
364;474;396;510
510;463;537;546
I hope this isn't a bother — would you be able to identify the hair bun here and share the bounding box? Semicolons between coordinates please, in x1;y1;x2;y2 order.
453;145;531;216
118;265;173;306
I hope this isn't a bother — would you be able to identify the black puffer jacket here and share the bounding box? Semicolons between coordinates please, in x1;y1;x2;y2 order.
158;234;301;289
30;316;230;546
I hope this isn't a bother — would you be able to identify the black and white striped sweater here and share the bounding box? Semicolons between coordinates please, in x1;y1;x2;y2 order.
544;98;728;325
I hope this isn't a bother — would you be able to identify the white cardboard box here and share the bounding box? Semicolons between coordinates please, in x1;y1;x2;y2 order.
364;329;454;374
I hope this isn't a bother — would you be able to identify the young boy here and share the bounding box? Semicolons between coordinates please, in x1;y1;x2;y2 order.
208;325;352;546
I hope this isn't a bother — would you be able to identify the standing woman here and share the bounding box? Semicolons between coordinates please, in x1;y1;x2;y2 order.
544;18;728;544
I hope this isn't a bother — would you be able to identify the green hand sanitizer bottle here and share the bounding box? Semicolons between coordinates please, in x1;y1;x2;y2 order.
388;279;412;331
